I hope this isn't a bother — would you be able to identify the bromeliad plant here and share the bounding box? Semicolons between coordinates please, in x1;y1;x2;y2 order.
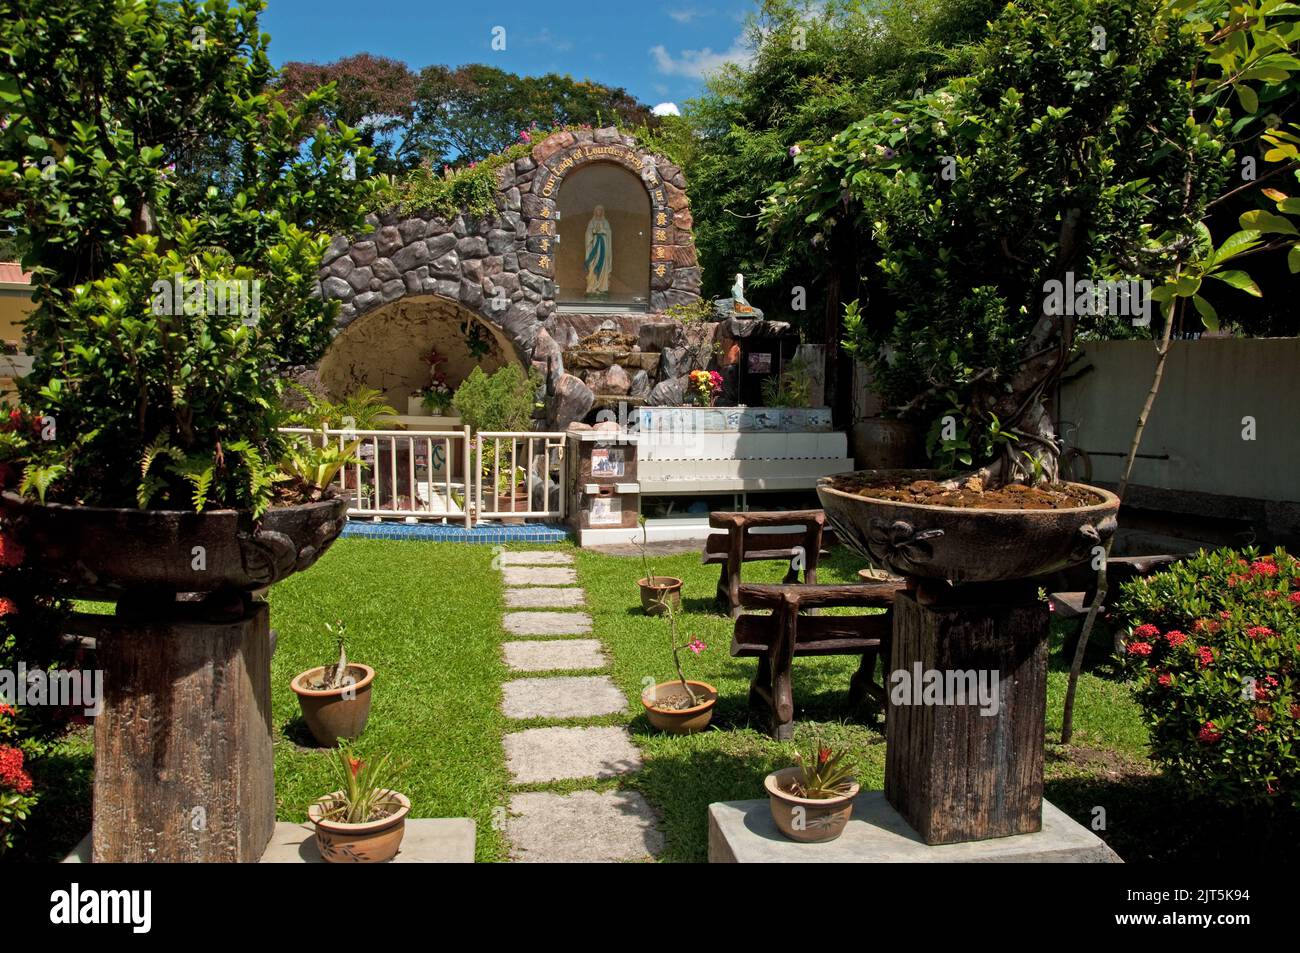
790;742;857;799
0;0;381;517
316;741;402;825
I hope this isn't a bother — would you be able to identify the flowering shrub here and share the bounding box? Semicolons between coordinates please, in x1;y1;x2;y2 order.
0;704;38;854
1118;547;1299;809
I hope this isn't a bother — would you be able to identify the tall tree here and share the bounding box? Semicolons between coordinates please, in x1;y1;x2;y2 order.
278;54;419;174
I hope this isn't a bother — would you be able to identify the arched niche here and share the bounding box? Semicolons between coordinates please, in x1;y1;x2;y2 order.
318;294;521;406
555;162;651;310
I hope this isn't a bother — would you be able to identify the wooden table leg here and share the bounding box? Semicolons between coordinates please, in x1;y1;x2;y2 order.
770;600;797;739
727;528;744;620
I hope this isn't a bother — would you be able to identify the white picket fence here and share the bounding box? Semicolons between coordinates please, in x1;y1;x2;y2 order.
279;426;566;525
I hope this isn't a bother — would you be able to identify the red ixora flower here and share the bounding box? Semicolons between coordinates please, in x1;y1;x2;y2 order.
0;703;15;718
1250;560;1279;578
0;533;24;568
1157;673;1172;687
1247;626;1275;640
1165;630;1188;647
1197;721;1222;743
1132;623;1160;640
0;744;33;793
0;597;16;618
1197;646;1215;667
1219;610;1232;620
1126;641;1153;657
1289;592;1300;606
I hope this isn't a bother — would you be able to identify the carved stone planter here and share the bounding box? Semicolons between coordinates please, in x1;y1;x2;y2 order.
817;470;1119;583
0;492;347;598
816;470;1120;847
0;492;348;862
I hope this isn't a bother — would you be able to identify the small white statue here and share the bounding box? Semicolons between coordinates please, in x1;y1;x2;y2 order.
732;273;747;304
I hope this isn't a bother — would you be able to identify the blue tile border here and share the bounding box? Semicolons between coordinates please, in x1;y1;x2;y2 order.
340;518;571;544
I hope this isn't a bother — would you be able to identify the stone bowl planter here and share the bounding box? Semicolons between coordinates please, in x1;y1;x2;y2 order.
0;492;347;598
765;767;860;843
308;790;410;863
290;663;376;747
641;679;717;734
638;576;683;615
817;470;1119;583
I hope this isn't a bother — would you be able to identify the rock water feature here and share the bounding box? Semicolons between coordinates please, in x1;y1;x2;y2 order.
817;472;1120;846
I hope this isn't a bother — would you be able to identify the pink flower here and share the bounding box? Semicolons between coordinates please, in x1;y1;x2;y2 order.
519;130;531;143
688;639;706;655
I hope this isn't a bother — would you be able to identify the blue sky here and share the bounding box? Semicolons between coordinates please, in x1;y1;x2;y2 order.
261;0;759;109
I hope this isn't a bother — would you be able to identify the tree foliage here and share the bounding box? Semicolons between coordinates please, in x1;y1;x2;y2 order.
0;0;380;513
682;0;1002;314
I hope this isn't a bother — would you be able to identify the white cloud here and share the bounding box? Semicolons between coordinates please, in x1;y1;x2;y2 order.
652;102;681;117
667;8;703;23
649;34;752;79
521;28;573;53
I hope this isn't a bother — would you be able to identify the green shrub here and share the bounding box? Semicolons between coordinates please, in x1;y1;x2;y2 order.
0;704;38;855
1118;547;1299;809
451;364;541;434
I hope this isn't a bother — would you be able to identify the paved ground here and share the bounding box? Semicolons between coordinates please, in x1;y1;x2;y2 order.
495;548;663;862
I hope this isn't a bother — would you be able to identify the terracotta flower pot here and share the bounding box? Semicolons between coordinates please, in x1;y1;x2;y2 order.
308;790;410;863
764;766;860;843
291;663;375;747
638;576;683;614
641;679;717;733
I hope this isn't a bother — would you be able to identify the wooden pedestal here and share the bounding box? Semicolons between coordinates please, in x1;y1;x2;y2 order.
884;587;1049;845
91;596;275;863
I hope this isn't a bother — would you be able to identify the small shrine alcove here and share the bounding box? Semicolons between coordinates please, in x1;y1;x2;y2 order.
555;162;652;310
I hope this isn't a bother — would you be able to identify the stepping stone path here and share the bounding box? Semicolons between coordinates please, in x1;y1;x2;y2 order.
495;548;662;863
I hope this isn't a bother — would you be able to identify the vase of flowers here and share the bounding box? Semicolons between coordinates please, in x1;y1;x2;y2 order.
686;369;723;407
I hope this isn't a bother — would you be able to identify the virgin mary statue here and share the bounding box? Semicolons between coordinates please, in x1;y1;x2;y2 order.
584;205;613;295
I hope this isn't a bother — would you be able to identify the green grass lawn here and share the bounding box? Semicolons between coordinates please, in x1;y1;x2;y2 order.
11;535;1295;863
266;538;510;862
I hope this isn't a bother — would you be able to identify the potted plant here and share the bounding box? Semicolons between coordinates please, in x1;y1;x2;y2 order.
640;599;716;733
290;621;375;747
632;515;681;614
765;742;860;843
307;741;410;863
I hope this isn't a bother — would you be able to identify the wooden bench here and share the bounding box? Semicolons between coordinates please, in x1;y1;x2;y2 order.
732;581;905;739
705;510;837;619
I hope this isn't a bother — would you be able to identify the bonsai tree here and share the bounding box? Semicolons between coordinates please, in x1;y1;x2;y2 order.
0;0;381;515
763;0;1257;484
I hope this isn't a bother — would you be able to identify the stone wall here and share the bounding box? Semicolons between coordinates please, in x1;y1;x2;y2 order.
317;128;701;428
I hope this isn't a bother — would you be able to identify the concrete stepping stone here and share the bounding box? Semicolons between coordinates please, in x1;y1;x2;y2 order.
503;726;641;783
505;587;585;609
502;639;605;672
500;551;574;566
501;566;577;587
501;675;626;720
504;611;592;636
507;790;663;862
